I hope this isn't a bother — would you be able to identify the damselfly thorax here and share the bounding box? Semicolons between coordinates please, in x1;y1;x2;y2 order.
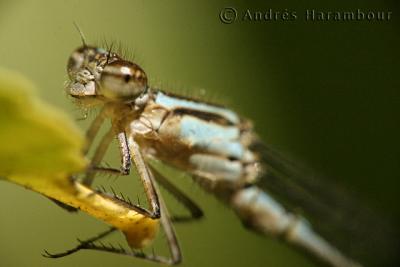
68;45;262;196
54;44;368;267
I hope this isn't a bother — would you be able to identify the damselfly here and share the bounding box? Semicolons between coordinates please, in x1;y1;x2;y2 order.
44;30;398;267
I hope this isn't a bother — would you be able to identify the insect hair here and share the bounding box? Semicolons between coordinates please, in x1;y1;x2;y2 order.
97;37;137;64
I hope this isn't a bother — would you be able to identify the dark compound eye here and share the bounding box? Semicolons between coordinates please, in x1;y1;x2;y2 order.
99;60;147;101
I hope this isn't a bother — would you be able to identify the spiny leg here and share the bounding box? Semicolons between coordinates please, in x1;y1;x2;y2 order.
86;157;203;222
83;127;115;185
87;128;202;222
43;212;180;264
153;173;182;264
148;164;203;222
83;106;107;155
49;107;109;211
98;170;182;264
83;126;201;222
51;130;131;212
127;138;160;219
85;129;202;222
87;134;162;219
82;129;161;220
116;131;131;175
84;131;131;184
83;107;130;184
42;227;117;258
43;169;182;265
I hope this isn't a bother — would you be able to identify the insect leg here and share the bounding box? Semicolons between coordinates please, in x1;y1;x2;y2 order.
42;227;117;258
43;169;182;265
83;126;116;185
116;131;131;175
83;107;130;177
83;106;107;155
43;226;180;265
88;131;131;176
48;107;109;211
154;175;182;264
83;127;131;185
148;164;203;222
86;129;163;219
126;137;160;219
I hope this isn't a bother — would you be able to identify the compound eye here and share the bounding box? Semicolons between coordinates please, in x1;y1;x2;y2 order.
67;49;85;79
67;46;99;79
99;60;147;101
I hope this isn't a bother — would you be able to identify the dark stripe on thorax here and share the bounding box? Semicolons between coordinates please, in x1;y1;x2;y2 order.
173;108;234;126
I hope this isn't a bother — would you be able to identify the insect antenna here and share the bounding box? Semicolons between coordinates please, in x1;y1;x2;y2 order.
73;22;87;48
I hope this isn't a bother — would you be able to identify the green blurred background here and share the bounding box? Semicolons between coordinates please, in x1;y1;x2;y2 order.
0;1;399;266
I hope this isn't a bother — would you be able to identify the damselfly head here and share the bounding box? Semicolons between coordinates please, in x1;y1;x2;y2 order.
66;45;147;102
66;45;111;98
